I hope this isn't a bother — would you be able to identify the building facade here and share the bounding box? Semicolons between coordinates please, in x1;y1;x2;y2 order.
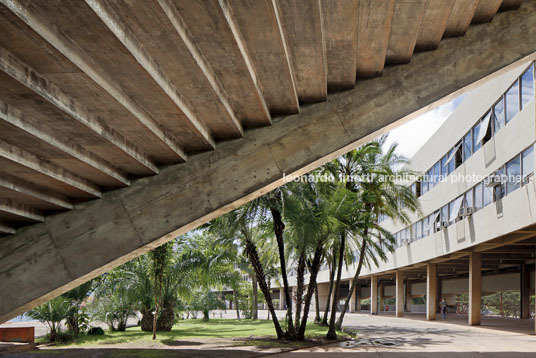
280;61;536;331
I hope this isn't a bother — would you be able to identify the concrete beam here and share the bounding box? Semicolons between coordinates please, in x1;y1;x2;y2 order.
395;270;404;317
0;200;44;223
2;0;188;162
0;139;101;199
386;0;427;64
427;263;437;320
228;0;299;114
0;101;129;187
0;222;15;235
0;45;158;175
415;0;454;51
0;173;73;211
443;0;479;37
356;0;395;77
86;0;220;149
1;2;536;322
472;0;502;23
468;252;481;326
278;0;327;102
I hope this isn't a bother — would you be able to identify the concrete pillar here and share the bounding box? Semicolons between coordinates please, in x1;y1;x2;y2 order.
349;280;357;313
379;282;384;313
396;271;404;317
356;282;362;312
405;280;412;312
371;276;378;314
469;253;482;326
426;263;437;320
520;264;531;319
279;288;285;310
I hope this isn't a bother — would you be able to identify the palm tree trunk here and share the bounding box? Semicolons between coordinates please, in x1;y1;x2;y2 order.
251;274;258;320
336;230;368;329
297;241;324;340
233;290;240;320
270;207;295;336
322;254;336;325
327;232;346;340
244;238;285;339
294;253;306;329
307;261;321;323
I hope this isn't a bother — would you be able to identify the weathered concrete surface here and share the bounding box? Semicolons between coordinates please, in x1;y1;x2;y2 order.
1;1;536;323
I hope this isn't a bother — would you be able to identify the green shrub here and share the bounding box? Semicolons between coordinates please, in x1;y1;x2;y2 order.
87;326;105;335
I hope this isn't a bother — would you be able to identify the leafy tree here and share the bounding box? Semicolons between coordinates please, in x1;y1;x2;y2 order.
150;242;173;339
62;281;93;336
27;297;70;342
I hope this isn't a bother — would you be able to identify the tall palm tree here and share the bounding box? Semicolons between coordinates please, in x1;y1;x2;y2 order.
326;138;420;338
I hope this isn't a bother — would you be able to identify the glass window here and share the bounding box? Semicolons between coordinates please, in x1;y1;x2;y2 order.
411;183;416;196
441;154;448;177
440;205;448;226
493;99;505;133
505;81;520;123
448;200;456;223
522;146;534;183
474;183;483;211
448;148;455;174
473;121;482;152
434;161;441;184
427;168;434;188
484;181;494;206
506;155;521;194
521;65;534;109
416;220;422;239
494;167;506;200
463;130;472;162
422;175;428;194
465;188;473;210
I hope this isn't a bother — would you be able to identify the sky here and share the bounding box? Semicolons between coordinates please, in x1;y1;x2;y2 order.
383;94;467;159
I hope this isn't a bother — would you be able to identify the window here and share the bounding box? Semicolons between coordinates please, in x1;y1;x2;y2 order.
474;183;483;211
494;168;506;200
463;130;472;162
521;65;534;109
505;80;520;123
473;121;482;152
422;175;428;194
449;196;464;223
434;161;441;184
416;220;422;240
493;99;505;133
427;168;434;188
448;200;456;224
506;155;521;194
411;183;416;196
522;146;534;183
441;154;448;177
415;181;421;197
465;189;473;210
484;181;494;206
441;205;449;226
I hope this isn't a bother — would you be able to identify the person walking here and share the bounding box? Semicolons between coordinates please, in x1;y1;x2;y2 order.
440;298;448;320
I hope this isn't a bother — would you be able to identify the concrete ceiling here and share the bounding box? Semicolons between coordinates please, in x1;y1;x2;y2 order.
0;0;534;322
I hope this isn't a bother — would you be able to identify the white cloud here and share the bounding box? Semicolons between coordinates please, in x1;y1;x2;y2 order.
384;94;466;159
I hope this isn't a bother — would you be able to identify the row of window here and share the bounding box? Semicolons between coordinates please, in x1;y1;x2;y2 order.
394;145;534;247
411;63;535;198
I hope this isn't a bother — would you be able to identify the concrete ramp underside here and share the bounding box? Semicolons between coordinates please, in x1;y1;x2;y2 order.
0;0;534;322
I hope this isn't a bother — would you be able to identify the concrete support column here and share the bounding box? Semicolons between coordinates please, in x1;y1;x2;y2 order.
379;282;384;313
469;253;482;326
520;264;530;319
349;280;357;313
356;282;362;312
427;263;437;320
279;289;285;310
371;276;378;315
405;280;412;312
396;271;404;317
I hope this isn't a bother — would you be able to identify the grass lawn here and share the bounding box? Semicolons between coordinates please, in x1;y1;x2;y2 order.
40;318;348;348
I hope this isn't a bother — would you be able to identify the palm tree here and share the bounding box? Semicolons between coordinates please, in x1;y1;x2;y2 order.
326;138;421;338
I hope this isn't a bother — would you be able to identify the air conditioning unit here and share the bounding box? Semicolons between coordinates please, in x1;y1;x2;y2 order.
485;176;502;187
440;221;449;229
461;207;473;217
402;238;411;246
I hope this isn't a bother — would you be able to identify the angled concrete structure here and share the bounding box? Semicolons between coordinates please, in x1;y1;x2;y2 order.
0;0;534;322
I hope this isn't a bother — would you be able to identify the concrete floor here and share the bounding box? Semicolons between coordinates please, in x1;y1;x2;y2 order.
270;311;536;358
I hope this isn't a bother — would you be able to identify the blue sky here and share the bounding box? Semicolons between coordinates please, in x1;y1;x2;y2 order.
384;94;467;159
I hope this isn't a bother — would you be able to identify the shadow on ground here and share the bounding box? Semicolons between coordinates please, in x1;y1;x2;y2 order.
1;348;264;358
